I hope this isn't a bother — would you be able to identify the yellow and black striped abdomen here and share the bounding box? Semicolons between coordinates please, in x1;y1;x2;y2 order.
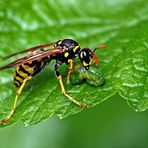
14;61;41;87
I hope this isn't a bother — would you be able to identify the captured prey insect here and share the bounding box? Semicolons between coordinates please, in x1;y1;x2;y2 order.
0;38;106;123
70;58;105;87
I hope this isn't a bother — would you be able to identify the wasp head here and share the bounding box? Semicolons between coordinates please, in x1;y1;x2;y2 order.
79;48;94;70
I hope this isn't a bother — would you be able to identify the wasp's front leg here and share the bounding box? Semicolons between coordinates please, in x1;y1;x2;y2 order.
54;60;86;108
67;59;74;84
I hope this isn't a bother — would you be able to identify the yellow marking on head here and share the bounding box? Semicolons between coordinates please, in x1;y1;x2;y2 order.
80;52;83;58
83;61;89;67
89;60;92;65
22;64;34;73
64;52;69;57
73;45;80;53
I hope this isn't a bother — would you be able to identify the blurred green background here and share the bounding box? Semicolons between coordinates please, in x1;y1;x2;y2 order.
0;0;148;147
0;95;148;148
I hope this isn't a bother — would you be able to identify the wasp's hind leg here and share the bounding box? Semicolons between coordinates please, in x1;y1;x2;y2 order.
1;76;32;123
54;61;86;108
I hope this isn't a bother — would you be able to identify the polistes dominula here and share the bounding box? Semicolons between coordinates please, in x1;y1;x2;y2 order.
0;38;106;123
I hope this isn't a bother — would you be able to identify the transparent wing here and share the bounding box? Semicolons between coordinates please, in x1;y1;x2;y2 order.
3;42;56;60
0;48;63;70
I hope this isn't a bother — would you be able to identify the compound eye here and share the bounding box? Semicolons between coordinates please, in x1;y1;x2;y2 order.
80;49;89;59
82;51;87;57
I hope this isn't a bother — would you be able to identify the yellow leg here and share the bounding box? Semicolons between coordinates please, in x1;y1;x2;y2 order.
58;75;86;108
67;59;73;84
1;76;32;123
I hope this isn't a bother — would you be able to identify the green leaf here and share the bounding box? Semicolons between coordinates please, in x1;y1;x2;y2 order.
0;0;148;127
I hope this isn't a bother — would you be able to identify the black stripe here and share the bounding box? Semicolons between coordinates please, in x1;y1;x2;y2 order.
19;65;31;75
14;81;21;87
14;78;22;86
15;71;24;79
14;82;20;87
14;76;23;83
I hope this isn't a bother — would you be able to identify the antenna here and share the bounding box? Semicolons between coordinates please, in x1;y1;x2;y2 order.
93;44;107;53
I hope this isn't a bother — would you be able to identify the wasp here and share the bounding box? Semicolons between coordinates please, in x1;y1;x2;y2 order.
0;38;106;123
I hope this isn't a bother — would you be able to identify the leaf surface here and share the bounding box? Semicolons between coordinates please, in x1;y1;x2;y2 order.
0;0;148;127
